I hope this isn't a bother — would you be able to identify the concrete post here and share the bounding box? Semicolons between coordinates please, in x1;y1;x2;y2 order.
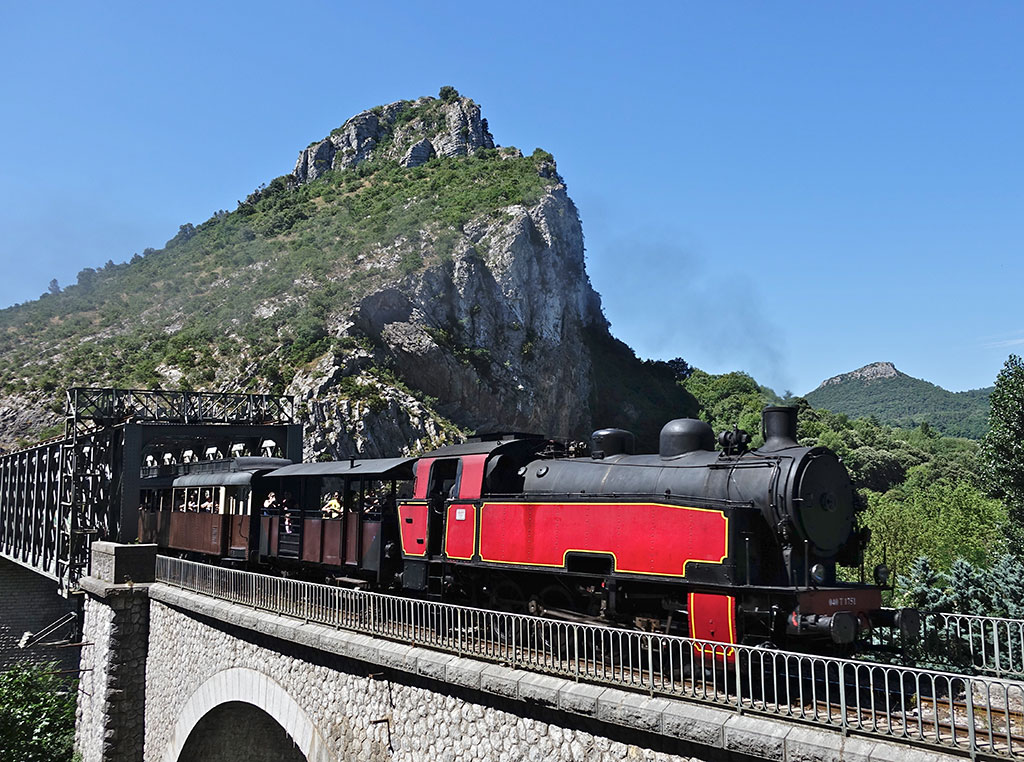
75;542;156;762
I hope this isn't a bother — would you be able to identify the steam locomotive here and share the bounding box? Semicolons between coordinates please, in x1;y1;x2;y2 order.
138;406;915;651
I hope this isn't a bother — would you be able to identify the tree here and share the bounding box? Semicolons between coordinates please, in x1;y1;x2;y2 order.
0;661;77;762
47;279;61;295
861;481;1007;580
946;558;989;615
980;354;1024;546
666;357;693;381
899;556;947;612
439;85;460;103
987;554;1024;618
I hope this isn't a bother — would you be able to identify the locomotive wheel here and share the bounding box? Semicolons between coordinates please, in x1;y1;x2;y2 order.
532;586;581;662
489;576;527;614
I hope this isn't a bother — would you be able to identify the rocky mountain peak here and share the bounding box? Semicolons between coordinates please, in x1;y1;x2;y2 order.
294;89;495;184
818;361;902;388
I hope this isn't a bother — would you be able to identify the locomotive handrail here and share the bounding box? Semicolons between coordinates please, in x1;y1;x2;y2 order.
156;556;1024;759
487;492;756;509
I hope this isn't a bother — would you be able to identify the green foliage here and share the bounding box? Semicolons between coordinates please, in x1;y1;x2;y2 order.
987;554;1024;618
438;85;460;103
682;369;781;447
805;371;991;439
861;480;1007;582
945;558;989;616
980;354;1024;545
0;142;558;406
901;557;948;613
0;661;77;762
899;555;1022;618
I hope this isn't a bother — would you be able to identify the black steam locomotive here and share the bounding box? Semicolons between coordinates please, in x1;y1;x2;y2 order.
138;406;914;652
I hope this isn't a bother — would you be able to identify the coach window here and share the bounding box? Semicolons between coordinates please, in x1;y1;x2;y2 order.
344;479;361;512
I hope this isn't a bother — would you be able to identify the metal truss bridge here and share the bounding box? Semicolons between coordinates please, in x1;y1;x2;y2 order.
0;388;301;593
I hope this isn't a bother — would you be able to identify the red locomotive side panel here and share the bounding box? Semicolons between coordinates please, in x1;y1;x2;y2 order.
688;592;736;642
477;501;728;577
399;502;429;557
688;592;737;662
412;457;436;499
456;454;487;500
444;503;476;560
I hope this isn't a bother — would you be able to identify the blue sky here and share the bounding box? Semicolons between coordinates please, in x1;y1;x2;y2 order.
1;2;1020;396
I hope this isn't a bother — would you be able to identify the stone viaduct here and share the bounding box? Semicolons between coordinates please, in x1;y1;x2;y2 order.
63;543;963;762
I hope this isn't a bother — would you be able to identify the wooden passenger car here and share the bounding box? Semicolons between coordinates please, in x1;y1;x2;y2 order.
137;455;415;585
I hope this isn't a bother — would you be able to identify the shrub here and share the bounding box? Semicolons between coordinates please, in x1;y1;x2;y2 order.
0;661;77;762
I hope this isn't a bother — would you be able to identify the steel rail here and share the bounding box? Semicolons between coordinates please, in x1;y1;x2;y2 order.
155;556;1024;759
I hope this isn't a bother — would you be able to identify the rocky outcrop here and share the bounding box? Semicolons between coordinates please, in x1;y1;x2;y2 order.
293;94;494;184
818;362;902;388
287;176;608;458
0;395;55;452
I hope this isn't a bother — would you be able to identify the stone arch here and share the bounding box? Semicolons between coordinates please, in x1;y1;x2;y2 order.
161;666;330;762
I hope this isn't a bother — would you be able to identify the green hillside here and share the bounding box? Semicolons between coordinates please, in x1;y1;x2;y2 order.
0;145;553;396
804;362;991;439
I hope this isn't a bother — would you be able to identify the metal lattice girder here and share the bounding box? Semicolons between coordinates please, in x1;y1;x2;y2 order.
65;388;294;433
0;439;64;581
3;389;303;594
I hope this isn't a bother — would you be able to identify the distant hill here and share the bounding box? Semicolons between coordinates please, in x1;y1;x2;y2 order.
804;362;991;439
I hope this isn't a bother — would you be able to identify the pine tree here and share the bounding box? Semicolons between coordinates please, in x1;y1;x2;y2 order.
946;558;989;615
900;556;948;613
980;354;1024;548
986;554;1024;618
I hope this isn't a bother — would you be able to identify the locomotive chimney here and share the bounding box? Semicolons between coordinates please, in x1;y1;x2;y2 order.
760;406;799;451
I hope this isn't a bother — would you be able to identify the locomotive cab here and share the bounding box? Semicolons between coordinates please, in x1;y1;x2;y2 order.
396;435;547;593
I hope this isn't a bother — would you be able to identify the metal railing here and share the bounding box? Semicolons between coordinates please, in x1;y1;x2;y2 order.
919;613;1024;681
155;556;1024;759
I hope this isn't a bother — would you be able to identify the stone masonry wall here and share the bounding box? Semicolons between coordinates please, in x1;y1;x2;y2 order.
75;584;150;762
145;600;710;762
0;557;78;671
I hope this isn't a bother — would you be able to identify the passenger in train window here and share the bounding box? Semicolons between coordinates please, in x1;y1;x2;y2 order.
281;492;295;533
263;492;278;516
322;491;341;519
200;491;215;513
365;486;386;513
